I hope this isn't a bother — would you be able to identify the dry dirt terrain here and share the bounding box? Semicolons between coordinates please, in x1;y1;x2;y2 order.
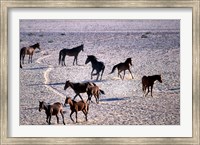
20;20;180;125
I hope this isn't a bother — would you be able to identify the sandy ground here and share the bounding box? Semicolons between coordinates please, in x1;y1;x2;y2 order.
20;20;180;125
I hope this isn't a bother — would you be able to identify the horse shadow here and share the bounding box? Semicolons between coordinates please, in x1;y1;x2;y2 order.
48;82;65;86
23;66;49;70
100;97;130;102
81;79;107;83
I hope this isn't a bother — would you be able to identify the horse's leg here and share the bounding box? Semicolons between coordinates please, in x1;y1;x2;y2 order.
64;55;67;66
62;55;66;66
150;85;153;97
91;69;94;79
122;70;126;80
60;111;65;125
145;86;150;97
56;114;59;124
46;115;48;123
48;115;52;125
73;94;78;100
86;93;91;104
142;85;146;97
75;56;78;65
28;55;31;63
70;111;75;122
31;54;33;63
75;111;78;123
82;110;88;121
96;93;99;104
128;68;134;79
78;94;84;101
118;72;123;80
22;55;25;64
100;67;105;80
96;72;100;80
73;56;77;65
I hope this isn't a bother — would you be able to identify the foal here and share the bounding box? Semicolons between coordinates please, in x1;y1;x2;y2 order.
39;101;65;125
142;75;162;97
64;97;89;123
86;83;105;104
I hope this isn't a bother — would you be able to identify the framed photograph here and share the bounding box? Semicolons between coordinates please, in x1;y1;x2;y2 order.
1;0;199;144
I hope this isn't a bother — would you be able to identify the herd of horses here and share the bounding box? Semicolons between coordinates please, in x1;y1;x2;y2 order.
20;42;162;125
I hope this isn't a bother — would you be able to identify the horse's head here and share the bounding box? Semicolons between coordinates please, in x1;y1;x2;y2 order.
126;58;132;65
36;43;40;50
85;56;90;64
64;97;71;106
157;75;162;83
64;80;70;90
85;55;96;64
39;101;44;112
81;44;84;52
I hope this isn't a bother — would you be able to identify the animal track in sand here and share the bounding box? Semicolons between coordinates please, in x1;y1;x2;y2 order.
36;52;66;98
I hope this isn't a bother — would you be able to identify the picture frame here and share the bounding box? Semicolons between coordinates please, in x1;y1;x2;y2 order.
0;0;199;144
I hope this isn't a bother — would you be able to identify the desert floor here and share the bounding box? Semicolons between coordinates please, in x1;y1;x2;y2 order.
20;20;180;125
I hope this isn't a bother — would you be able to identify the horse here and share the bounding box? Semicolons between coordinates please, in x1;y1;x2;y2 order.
142;75;162;97
20;43;40;68
58;44;84;66
39;101;65;125
64;80;95;101
85;55;105;80
86;83;105;104
64;97;89;123
109;58;133;80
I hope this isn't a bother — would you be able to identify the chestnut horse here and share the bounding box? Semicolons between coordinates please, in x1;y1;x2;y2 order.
39;101;65;125
142;75;162;97
20;43;40;68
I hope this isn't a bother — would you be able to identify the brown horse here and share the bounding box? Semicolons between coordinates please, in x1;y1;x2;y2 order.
20;43;40;68
64;80;95;101
58;44;84;66
109;58;133;80
39;101;65;125
64;97;89;123
142;75;162;97
86;83;105;104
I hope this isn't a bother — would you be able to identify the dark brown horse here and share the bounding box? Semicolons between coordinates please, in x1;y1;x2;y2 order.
142;75;162;97
85;55;105;80
58;44;84;66
64;80;95;101
64;97;89;123
109;58;133;80
86;83;105;104
20;43;40;68
39;101;65;125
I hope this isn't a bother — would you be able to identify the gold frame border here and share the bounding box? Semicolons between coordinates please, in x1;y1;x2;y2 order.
0;0;199;144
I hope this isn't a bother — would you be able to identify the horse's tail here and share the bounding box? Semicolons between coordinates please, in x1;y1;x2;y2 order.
142;76;147;92
99;89;105;95
109;64;117;74
20;48;24;68
58;50;62;65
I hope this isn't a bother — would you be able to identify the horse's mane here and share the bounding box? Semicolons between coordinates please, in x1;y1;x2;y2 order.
125;57;131;61
30;43;39;48
88;55;97;60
